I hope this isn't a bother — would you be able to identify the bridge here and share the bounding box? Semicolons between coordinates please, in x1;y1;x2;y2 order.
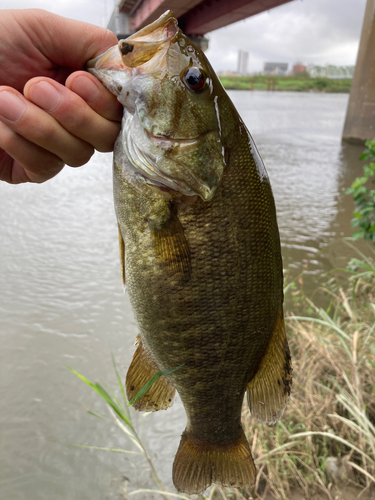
119;0;293;36
108;0;294;46
107;0;375;144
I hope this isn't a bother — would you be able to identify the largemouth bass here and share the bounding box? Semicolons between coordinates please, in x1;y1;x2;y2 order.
87;11;292;494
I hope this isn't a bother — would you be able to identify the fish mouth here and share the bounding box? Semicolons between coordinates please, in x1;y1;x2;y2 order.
126;10;178;43
86;11;178;77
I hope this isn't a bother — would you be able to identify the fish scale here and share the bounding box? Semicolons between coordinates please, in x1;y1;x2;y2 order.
87;9;292;494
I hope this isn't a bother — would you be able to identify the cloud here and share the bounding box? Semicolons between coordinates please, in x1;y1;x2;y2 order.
2;0;111;27
205;0;367;72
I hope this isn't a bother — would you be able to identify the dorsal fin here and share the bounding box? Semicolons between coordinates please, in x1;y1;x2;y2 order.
118;224;126;288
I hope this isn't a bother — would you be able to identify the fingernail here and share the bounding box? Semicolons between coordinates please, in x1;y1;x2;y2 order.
0;92;27;122
70;76;100;103
28;81;61;112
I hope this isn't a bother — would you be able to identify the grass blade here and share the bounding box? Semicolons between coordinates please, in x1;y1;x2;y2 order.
128;364;184;407
287;317;352;342
290;432;375;465
343;239;375;270
86;409;109;421
111;352;129;414
328;413;364;435
255;441;300;463
348;461;375;484
129;489;190;499
68;443;142;455
66;366;133;427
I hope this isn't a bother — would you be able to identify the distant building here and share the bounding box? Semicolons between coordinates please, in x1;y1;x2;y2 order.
291;63;306;76
237;50;249;76
263;62;288;76
307;64;355;79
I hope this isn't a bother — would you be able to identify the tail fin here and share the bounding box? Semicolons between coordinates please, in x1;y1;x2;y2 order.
172;430;255;494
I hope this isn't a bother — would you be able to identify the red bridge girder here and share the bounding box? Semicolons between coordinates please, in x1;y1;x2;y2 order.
120;0;294;35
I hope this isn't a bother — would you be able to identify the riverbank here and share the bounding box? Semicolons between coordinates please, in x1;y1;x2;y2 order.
241;242;375;500
220;75;352;93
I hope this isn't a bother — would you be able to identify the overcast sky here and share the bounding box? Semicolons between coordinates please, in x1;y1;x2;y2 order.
1;0;368;73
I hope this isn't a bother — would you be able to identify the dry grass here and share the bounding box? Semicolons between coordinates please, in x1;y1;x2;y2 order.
239;246;375;500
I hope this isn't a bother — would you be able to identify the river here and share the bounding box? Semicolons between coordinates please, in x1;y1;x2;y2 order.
0;91;367;500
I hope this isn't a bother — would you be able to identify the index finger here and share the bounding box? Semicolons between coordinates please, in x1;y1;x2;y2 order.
65;72;123;123
23;9;118;68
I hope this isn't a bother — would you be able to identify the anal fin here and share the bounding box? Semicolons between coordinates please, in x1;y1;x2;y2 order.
173;429;255;494
126;336;176;412
247;309;292;424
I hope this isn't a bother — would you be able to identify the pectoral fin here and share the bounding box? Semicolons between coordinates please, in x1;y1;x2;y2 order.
126;336;176;412
247;309;292;424
118;224;126;287
148;202;191;283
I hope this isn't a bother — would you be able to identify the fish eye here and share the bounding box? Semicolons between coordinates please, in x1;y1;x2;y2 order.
183;67;206;92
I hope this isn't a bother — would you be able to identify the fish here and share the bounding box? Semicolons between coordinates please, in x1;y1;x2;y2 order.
87;10;292;495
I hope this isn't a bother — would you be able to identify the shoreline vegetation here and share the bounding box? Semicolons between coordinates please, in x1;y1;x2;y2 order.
244;239;375;500
219;75;352;93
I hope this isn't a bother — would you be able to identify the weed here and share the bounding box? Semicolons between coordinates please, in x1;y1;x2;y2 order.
346;138;375;243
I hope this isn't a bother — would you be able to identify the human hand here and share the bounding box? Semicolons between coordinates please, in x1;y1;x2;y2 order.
0;9;123;183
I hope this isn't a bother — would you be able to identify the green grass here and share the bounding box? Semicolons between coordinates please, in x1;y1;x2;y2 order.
219;75;352;93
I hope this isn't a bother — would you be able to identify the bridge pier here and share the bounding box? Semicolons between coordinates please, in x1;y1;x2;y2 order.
107;9;131;39
342;0;375;144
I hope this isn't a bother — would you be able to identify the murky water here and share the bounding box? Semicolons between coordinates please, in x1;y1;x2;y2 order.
0;91;366;500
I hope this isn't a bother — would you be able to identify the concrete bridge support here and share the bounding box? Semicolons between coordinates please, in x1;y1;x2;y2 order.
342;0;375;144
